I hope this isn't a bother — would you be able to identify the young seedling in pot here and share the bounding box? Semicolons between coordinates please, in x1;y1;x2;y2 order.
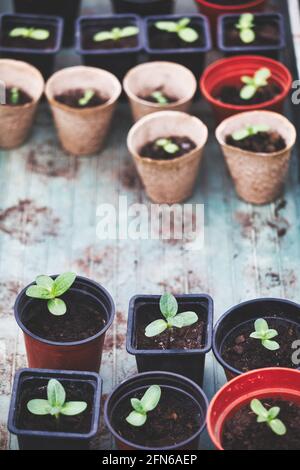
250;318;280;351
26;272;76;316
155;138;179;155
232;124;270;141
93;26;139;43
78;89;95;107
126;385;161;427
250;399;287;436
9;27;50;41
10;87;20;105
236;13;255;44
145;292;198;338
150;90;170;105
27;379;87;420
155;18;199;44
240;67;271;100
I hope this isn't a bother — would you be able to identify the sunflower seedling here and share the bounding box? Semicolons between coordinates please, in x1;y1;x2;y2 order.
250;399;287;436
240;67;271;100
155;138;179;155
9;27;50;41
155;18;199;43
236;13;255;44
232;124;270;141
250;318;280;351
150;90;170;105
26;272;76;316
27;379;87;420
10;87;20;105
93;26;139;43
78;89;95;107
126;385;161;427
145;293;198;338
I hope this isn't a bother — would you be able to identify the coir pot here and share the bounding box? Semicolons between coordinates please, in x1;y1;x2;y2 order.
111;0;175;16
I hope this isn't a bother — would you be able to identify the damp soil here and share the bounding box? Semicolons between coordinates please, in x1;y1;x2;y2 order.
113;386;201;447
224;18;280;47
135;301;207;350
22;290;107;342
148;20;205;49
221;316;300;372
226;131;286;153
54;89;108;108
217;83;281;106
1;23;57;50
81;23;139;50
4;87;32;106
16;378;94;433
222;398;300;450
138;90;178;104
140;136;196;161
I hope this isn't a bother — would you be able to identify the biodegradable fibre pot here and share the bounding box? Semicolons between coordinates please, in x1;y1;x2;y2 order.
0;59;44;149
207;368;300;450
111;0;175;16
123;61;197;122
14;276;115;372
104;371;208;450
200;55;292;123
8;369;102;450
127;295;213;387
216;111;296;205
127;111;208;203
213;298;300;381
45;66;122;156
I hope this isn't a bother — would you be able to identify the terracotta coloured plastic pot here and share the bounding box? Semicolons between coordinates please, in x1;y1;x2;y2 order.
213;298;300;381
123;61;197;122
45;66;122;156
0;59;44;149
207;368;300;450
14;276;115;372
127;111;208;203
200;55;292;123
104;371;208;450
216;111;296;205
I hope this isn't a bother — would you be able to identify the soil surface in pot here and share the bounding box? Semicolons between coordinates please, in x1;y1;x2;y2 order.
4;87;32;106
224;18;280;47
1;23;57;50
22;290;107;342
221;316;300;372
140;136;196;161
54;89;108;109
138;89;178;104
222;398;300;450
226;131;286;153
81;23;139;50
16;377;94;433
217;83;281;106
113;386;201;447
135;301;206;350
148;20;205;49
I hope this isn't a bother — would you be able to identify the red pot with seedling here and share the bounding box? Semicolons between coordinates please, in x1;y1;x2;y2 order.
207;368;300;450
200;55;292;123
14;273;115;372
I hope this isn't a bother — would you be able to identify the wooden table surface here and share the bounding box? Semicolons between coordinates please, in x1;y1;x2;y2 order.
0;0;300;450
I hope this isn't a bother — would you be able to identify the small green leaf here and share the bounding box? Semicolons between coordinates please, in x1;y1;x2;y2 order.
164;142;180;154
178;27;199;43
262;339;280;351
151;91;169;105
238;13;254;29
268;407;280;420
156;138;169;147
265;329;279;340
145;319;168;338
232;129;250;141
47;379;66;408
126;411;147;427
52;272;76;297
131;398;145;414
30;29;50;40
240;84;256;100
120;26;139;38
255;318;269;334
140;385;161;412
78;89;95;107
250;332;263;339
160;293;178;320
169;311;198;328
251;399;269;419
252;124;270;134
9;27;29;37
240;28;255;44
10;87;19;105
60;402;87;416
93;31;113;42
155;21;178;33
269;419;287;436
47;298;67;316
26;285;54;300
241;75;253;85
35;275;54;291
254;67;271;86
178;18;191;28
27;399;51;416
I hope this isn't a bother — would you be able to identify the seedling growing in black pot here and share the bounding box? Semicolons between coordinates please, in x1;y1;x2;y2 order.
155;18;199;44
126;385;161;427
145;292;198;337
9;26;50;41
236;14;255;44
26;272;76;316
93;26;139;43
240;67;271;100
250;318;280;351
232;124;270;141
250;399;287;436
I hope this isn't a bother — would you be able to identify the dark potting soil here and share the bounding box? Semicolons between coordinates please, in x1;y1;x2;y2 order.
54;89;108;109
224;19;280;47
221;316;300;372
135;301;206;350
140;136;196;161
114;387;201;447
22;290;106;342
81;24;139;50
138;90;178;104
222;398;300;450
217;83;281;106
226;131;286;153
148;21;205;49
1;24;57;50
5;87;32;106
16;378;94;434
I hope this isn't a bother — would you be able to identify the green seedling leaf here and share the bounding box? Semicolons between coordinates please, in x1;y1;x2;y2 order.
160;292;178;319
93;31;113;42
9;27;49;40
269;419;287;436
126;385;161;427
47;379;66;408
60;402;87;416
36;275;54;290
126;411;147;427
78;89;95;107
9;27;29;38
240;84;256;100
155;138;180;155
27;399;51;416
236;13;255;44
240;28;255;44
254;67;271;86
232;124;270;141
145;319;168;338
155;21;178;33
262;339;280;351
26;285;54;300
250;318;280;351
251;399;287;436
47;298;67;316
151;91;169;105
131;398;145;414
93;26;138;42
169;311;198;328
10;87;19;105
52;272;76;297
178;27;199;43
155;17;198;43
240;67;271;100
30;29;50;40
120;26;139;38
141;385;161;412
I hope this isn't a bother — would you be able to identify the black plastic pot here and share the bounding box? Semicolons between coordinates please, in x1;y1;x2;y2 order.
143;14;212;79
104;371;208;450
13;0;81;47
127;294;213;387
111;0;175;16
218;13;286;60
7;368;102;450
0;13;63;79
76;14;143;80
213;298;300;381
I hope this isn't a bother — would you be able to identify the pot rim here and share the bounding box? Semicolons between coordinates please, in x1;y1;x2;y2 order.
195;0;265;12
104;370;208;450
14;275;115;347
212;297;300;377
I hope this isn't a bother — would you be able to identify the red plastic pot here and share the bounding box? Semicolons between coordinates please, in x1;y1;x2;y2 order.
14;276;115;372
200;55;292;123
207;368;300;450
